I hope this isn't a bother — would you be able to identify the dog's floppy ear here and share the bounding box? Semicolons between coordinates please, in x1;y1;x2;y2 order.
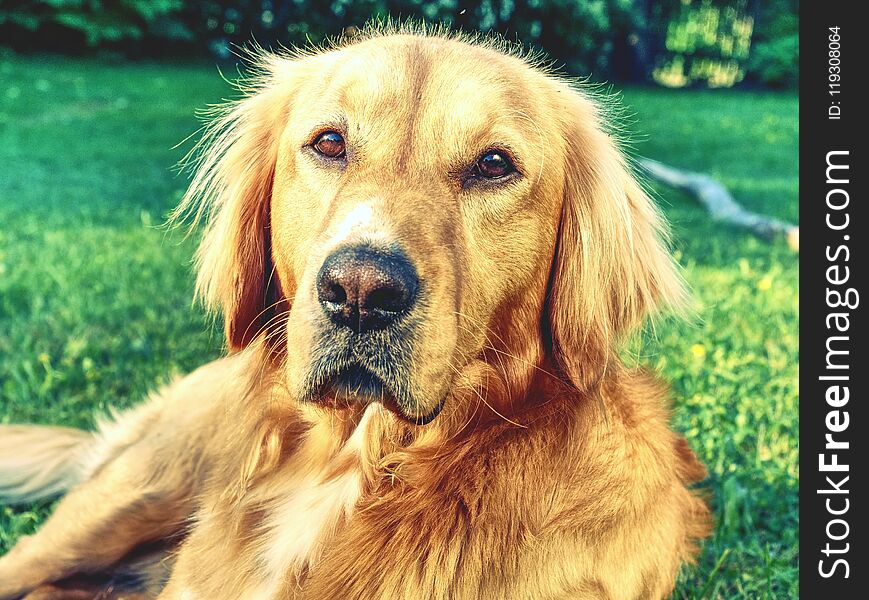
547;88;687;391
172;55;294;351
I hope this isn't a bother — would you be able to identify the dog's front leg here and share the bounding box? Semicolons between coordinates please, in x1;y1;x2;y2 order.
0;433;198;599
0;356;249;599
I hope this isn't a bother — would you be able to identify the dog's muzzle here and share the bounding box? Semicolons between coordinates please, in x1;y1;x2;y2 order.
305;244;439;422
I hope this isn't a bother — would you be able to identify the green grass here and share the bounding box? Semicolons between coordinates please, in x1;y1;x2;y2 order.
0;54;798;597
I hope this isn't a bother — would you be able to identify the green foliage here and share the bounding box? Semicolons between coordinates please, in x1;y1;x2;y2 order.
652;0;753;88
0;0;182;47
0;1;643;80
0;1;799;87
647;0;799;89
174;0;642;76
0;57;797;597
746;0;798;88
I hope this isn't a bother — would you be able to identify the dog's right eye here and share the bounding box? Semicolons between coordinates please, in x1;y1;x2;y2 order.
476;151;514;179
312;131;346;159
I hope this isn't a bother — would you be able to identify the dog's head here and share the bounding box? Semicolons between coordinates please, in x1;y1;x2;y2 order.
178;31;684;425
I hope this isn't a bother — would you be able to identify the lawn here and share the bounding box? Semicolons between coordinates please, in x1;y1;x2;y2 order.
0;54;798;598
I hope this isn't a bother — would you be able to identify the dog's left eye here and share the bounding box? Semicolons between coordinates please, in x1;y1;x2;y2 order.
476;150;515;179
312;131;346;158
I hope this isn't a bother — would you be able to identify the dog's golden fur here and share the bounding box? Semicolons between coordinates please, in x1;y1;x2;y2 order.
0;25;709;600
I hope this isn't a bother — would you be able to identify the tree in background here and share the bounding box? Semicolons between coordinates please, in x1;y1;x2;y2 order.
173;0;644;79
745;0;798;88
647;0;750;87
0;0;798;88
0;0;184;50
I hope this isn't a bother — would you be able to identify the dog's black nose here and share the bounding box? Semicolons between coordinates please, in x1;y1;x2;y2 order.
317;246;419;332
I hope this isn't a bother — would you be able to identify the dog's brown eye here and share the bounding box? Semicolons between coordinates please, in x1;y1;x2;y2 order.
476;151;514;179
313;131;346;158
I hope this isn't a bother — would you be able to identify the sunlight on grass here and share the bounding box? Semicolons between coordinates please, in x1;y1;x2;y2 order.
620;86;798;598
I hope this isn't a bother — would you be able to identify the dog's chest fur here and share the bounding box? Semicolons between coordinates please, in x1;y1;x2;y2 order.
247;407;373;598
253;467;361;597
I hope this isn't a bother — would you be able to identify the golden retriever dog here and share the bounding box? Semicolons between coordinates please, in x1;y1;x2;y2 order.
0;25;709;600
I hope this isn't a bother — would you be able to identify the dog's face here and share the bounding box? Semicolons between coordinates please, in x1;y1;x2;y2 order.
182;33;684;425
271;36;563;424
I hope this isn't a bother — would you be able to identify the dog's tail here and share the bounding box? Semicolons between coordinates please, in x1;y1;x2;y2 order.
0;425;94;504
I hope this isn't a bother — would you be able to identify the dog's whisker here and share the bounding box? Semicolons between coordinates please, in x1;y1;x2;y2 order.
444;362;525;429
237;280;295;345
452;312;563;384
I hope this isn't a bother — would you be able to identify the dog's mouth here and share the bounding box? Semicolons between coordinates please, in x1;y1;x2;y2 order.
327;365;388;400
310;361;396;411
308;362;443;425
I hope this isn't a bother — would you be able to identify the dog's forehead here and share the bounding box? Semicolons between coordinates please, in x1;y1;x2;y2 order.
292;35;546;140
329;35;522;87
